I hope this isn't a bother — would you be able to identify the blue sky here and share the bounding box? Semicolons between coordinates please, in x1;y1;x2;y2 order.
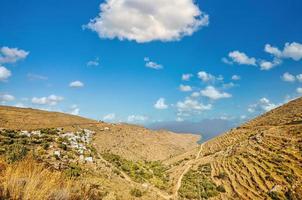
1;0;302;126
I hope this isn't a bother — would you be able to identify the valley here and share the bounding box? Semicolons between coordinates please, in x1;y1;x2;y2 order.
0;97;302;199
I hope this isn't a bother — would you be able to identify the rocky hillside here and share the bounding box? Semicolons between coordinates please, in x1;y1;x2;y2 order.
167;97;302;200
0;106;200;161
0;105;200;200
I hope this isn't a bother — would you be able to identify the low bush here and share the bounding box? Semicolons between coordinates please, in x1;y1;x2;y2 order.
130;188;143;197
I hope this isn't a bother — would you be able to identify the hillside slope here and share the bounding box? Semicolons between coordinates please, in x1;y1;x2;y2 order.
0;105;199;161
169;97;302;200
0;106;201;199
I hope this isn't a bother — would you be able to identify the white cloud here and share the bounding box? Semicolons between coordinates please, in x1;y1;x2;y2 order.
200;86;232;100
182;73;193;81
0;94;15;103
259;58;282;70
154;98;168;109
0;46;29;64
197;71;223;83
85;0;209;43
144;57;163;69
127;115;148;122
69;105;80;115
283;42;302;61
297;74;302;82
265;42;302;61
264;44;282;58
176;97;212;115
103;113;116;121
297;88;302;94
179;84;192;92
281;72;296;82
0;66;11;81
231;75;241;81
228;51;256;66
69;81;84;88
191;92;200;98
31;95;64;106
248;97;278;113
87;57;100;67
15;103;26;108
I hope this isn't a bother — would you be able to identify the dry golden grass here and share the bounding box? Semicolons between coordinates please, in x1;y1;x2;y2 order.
167;97;302;199
0;157;101;200
0;105;98;130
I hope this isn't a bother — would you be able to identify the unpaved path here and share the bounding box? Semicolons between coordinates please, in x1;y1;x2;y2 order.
172;143;204;199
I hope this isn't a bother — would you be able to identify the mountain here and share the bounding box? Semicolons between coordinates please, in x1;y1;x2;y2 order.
0;97;301;200
166;97;302;199
147;119;235;142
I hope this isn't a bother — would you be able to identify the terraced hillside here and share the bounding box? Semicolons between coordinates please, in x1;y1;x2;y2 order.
169;97;302;200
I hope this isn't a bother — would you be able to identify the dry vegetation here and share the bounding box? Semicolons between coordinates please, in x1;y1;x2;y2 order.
0;157;103;200
167;97;302;200
0;105;200;199
1;97;302;200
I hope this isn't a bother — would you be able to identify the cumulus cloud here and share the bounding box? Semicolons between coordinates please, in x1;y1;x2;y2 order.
87;57;100;67
259;58;282;70
179;84;192;92
248;97;278;113
0;94;15;103
127;115;148;122
281;72;296;82
0;66;11;81
200;86;232;100
85;0;209;43
297;88;302;94
197;71;223;83
154;98;168;109
231;75;241;81
31;95;64;106
182;73;193;81
282;42;302;61
103;113;116;121
191;92;200;98
227;51;256;66
144;57;163;69
264;44;282;58
265;42;302;61
0;46;29;64
69;81;84;88
176;97;212;115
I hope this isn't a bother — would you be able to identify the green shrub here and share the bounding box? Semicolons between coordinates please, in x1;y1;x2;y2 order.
268;191;284;200
130;188;143;197
217;172;228;179
102;153;168;189
179;164;220;199
42;142;50;150
65;163;82;177
58;143;67;150
5;144;28;163
216;185;226;193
